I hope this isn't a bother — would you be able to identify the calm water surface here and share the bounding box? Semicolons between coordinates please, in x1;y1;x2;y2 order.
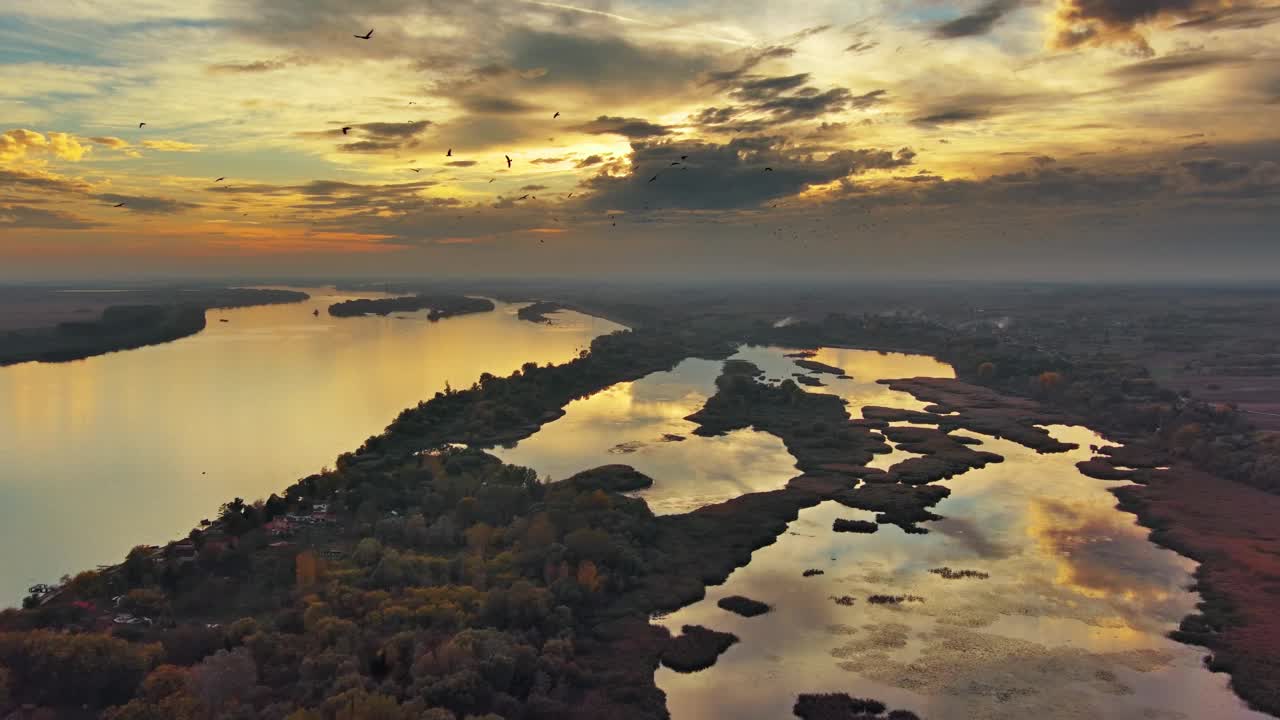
0;288;622;605
492;347;953;514
645;352;1263;720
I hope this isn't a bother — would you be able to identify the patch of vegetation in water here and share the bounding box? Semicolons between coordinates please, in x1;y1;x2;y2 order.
793;693;921;719
661;625;739;673
833;518;878;534
717;595;771;617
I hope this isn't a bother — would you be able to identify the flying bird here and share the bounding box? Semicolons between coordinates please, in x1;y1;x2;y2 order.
342;126;352;135
138;122;146;128
410;168;421;173
553;112;560;118
764;167;774;172
648;175;658;183
408;101;416;105
505;155;512;168
488;178;495;183
680;155;688;160
355;29;373;39
670;161;680;166
112;202;126;207
214;177;225;183
519;194;529;200
446;148;452;157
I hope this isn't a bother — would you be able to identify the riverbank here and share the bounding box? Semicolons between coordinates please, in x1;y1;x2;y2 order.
0;288;308;366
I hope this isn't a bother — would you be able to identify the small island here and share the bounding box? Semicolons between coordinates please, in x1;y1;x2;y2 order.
327;294;494;321
517;301;565;324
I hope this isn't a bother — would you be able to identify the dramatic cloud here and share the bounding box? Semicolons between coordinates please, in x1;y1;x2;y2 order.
912;108;990;126
337;120;434;154
446;160;477;167
1109;51;1247;81
575;155;604;168
1;129;90;162
584;136;915;211
1050;0;1248;54
936;0;1022;38
572;116;672;139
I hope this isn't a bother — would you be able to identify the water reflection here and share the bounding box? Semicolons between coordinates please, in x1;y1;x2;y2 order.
491;347;949;515
655;422;1264;719
0;288;622;605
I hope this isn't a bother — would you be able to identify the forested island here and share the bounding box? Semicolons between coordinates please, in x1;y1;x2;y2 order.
0;288;308;366
328;295;494;321
4;290;1280;719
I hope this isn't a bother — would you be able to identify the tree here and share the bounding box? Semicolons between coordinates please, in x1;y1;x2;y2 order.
295;550;322;587
190;648;257;711
353;538;384;567
576;560;602;593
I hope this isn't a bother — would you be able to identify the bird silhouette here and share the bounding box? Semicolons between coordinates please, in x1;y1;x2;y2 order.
446;148;452;157
410;168;421;173
505;155;512;168
342;126;352;135
680;155;688;160
112;202;126;207
488;178;495;183
408;101;416;105
764;167;774;172
355;29;373;39
649;175;658;183
519;194;529;200
553;112;560;118
138;122;146;128
670;161;680;166
214;177;225;183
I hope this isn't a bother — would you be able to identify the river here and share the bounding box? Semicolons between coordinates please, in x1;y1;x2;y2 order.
0;288;622;606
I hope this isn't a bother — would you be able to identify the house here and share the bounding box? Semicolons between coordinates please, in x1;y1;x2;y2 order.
264;518;293;536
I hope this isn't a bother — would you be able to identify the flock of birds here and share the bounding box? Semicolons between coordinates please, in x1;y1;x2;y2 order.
113;26;867;247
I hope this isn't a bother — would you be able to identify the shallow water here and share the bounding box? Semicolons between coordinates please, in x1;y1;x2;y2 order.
491;344;1256;717
0;288;622;605
654;419;1265;719
491;347;950;514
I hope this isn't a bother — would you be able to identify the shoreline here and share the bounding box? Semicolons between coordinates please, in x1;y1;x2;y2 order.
0;288;309;367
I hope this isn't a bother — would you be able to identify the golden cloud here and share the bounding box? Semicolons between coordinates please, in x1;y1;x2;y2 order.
0;129;91;163
141;140;202;152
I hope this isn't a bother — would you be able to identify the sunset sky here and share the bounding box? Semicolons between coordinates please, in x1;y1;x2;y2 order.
2;0;1278;281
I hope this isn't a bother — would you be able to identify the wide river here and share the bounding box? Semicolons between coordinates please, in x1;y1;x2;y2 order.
0;288;622;606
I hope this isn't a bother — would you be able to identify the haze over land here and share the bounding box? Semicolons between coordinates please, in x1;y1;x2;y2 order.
2;0;1279;281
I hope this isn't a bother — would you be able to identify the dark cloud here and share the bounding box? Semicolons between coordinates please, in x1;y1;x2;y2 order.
572;116;672;139
520;184;548;191
0;204;101;229
1109;51;1246;80
530;156;566;165
583;136;915;211
1174;3;1280;29
446;160;477;167
1031;155;1058;166
731;73;811;102
912;108;990;126
0;168;92;195
1180;158;1254;184
703;46;795;85
503;29;720;101
575;154;604;168
935;0;1021;38
93;194;199;214
1050;0;1247;54
336;120;433;154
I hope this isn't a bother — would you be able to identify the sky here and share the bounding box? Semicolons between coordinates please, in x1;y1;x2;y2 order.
1;0;1278;281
